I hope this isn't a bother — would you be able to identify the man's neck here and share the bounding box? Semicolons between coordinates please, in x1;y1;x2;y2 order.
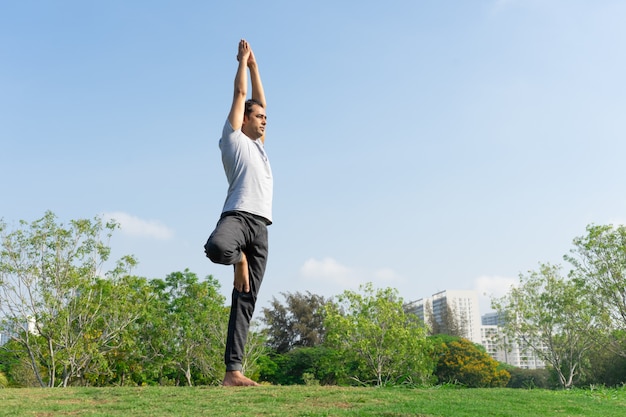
242;127;259;141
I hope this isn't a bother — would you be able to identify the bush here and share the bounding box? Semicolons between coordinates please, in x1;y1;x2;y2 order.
579;342;626;387
506;367;554;389
432;336;510;388
258;347;345;385
0;371;8;388
302;372;320;386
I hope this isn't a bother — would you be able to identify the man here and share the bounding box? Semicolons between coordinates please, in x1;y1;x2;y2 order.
204;39;272;387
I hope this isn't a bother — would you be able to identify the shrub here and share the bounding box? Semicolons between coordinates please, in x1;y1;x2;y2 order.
258;347;345;385
433;336;510;388
0;371;8;388
506;367;554;389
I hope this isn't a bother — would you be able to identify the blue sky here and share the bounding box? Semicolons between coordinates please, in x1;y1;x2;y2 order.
2;0;625;315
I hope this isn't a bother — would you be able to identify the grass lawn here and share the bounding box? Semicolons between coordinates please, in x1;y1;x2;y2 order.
0;385;624;416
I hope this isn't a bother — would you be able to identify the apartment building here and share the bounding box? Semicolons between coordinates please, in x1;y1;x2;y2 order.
406;289;483;345
406;290;546;369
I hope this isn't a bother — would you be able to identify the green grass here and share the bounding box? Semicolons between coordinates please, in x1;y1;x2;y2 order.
0;385;624;416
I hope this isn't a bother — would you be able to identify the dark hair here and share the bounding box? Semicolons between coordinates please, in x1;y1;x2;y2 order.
244;99;264;118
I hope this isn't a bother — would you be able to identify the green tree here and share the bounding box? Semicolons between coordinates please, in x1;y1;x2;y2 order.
505;366;554;389
566;224;626;357
324;283;434;386
0;212;138;387
432;336;510;388
423;299;463;337
493;263;597;389
258;346;344;386
261;291;330;353
579;338;626;387
151;270;228;386
88;275;161;386
57;271;149;387
0;339;41;387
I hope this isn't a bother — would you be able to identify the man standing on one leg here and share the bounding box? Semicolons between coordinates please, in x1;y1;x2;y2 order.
204;39;272;387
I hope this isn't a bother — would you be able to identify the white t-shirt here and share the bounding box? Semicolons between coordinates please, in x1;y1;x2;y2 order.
219;120;273;224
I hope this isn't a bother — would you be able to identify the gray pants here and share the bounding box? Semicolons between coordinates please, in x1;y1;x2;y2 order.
204;211;269;372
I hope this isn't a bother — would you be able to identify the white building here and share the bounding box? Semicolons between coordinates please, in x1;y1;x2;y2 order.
407;290;483;345
481;311;504;326
480;317;546;369
0;316;39;345
406;290;547;369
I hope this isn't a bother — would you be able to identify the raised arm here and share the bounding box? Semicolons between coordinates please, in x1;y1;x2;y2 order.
247;48;267;143
247;50;266;108
228;39;251;131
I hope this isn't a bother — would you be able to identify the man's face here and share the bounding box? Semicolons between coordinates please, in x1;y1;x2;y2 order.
243;104;267;140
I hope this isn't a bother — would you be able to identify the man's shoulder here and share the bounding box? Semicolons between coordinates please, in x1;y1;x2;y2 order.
221;121;250;152
221;119;242;139
222;119;236;136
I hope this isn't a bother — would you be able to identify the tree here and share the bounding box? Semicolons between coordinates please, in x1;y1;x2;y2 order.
579;339;626;387
0;339;41;387
432;336;510;388
0;212;139;387
324;283;434;386
493;263;598;389
56;272;148;387
261;291;330;353
505;366;553;389
566;224;626;357
423;299;463;337
149;270;228;386
257;346;344;386
88;275;158;386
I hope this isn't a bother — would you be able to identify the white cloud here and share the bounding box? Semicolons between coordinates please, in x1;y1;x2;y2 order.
103;211;174;240
475;275;517;297
474;275;517;313
299;257;360;288
298;258;405;298
374;267;403;283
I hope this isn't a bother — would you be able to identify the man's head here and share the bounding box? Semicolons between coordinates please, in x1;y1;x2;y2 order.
242;99;266;140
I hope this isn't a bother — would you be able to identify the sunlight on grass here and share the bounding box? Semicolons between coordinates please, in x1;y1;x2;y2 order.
0;386;624;417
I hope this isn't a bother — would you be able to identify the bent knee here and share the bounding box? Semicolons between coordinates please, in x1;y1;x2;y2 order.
204;238;238;265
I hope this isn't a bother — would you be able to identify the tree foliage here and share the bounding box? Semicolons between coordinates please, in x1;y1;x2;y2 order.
432;336;510;388
504;366;554;389
0;211;141;387
566;224;626;357
258;346;344;386
324;283;434;386
6;212;625;388
493;263;597;389
578;335;626;387
150;270;228;386
423;299;463;337
0;212;237;387
261;291;330;354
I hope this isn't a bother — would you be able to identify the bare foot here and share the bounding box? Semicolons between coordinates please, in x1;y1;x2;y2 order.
234;253;250;293
222;371;259;386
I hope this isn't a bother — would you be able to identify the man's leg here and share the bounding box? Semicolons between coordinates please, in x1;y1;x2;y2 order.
205;212;268;386
223;217;268;386
204;212;250;266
